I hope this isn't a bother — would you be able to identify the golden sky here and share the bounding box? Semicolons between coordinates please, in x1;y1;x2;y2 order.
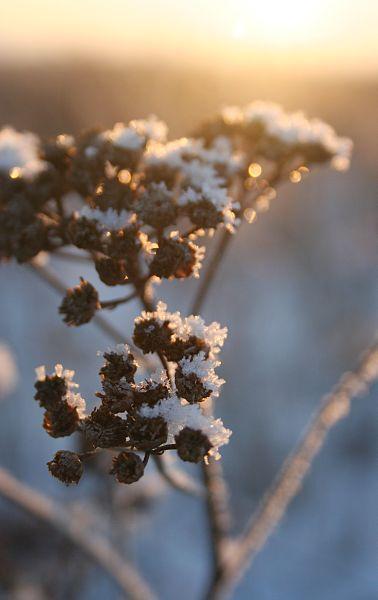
1;0;377;75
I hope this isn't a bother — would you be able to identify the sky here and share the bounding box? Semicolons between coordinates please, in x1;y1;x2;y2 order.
0;0;377;76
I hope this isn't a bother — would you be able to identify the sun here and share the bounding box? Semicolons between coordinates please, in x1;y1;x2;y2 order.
231;0;323;46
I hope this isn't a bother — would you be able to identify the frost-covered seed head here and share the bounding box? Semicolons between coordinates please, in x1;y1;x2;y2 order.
149;237;204;280
59;279;100;327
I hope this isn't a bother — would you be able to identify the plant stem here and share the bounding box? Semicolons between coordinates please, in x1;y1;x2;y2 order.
100;290;138;310
0;467;156;600
53;249;93;263
205;343;378;599
153;455;204;498
190;230;232;315
201;459;231;573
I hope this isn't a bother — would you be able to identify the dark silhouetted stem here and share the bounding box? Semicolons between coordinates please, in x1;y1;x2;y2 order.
100;290;138;310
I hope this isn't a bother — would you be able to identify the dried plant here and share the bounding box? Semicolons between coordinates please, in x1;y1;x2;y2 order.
1;102;376;599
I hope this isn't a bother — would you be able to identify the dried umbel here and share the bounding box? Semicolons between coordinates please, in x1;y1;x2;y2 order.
0;104;351;345
37;306;231;485
11;103;351;489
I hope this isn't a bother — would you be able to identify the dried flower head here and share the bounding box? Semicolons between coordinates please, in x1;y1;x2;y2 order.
100;344;138;384
110;451;144;484
59;279;100;326
95;256;129;286
149;237;204;280
175;427;212;463
127;415;168;450
83;406;128;448
47;450;83;485
135;182;177;229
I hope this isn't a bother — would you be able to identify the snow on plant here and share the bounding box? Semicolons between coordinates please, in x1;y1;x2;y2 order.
0;102;352;486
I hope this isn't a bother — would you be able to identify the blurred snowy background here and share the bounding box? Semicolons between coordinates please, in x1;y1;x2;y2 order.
0;64;377;599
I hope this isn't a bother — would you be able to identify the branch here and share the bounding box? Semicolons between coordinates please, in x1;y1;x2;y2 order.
0;467;155;600
190;165;287;316
190;230;232;315
205;343;378;599
153;455;204;498
201;459;231;571
100;290;138;310
53;249;93;264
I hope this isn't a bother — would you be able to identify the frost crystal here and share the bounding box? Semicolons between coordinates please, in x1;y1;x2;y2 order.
78;206;135;231
0;127;47;179
135;301;183;330
139;394;231;459
105;116;168;150
179;315;228;357
178;352;225;398
35;364;86;417
221;101;353;168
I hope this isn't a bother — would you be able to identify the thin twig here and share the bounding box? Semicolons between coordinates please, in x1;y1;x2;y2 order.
153;455;204;498
0;467;156;600
190;230;232;315
191;165;286;316
100;290;138;310
53;249;93;263
201;459;231;571
205;343;378;599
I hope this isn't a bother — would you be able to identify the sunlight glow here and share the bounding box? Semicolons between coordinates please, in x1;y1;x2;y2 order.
231;0;324;45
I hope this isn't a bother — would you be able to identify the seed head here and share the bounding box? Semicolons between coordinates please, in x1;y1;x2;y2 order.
136;182;177;229
110;451;144;484
59;279;100;326
175;367;211;404
175;427;212;463
149;238;199;279
127;415;168;450
133;317;174;354
48;450;83;485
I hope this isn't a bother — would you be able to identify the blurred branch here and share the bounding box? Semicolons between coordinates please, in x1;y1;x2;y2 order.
191;166;286;316
190;230;232;315
205;343;378;599
153;455;204;498
0;467;156;600
201;459;231;572
53;249;93;263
